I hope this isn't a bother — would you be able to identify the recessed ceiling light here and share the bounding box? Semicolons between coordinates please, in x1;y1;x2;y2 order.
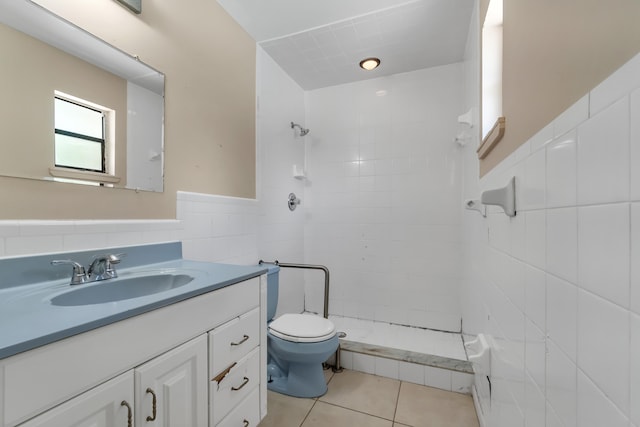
359;57;381;71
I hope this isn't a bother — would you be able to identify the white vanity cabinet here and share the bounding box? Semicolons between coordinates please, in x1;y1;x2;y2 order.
18;371;134;427
18;335;209;427
1;276;265;427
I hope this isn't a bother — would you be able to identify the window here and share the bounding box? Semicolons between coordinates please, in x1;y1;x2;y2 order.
54;95;108;173
477;0;505;159
482;0;503;140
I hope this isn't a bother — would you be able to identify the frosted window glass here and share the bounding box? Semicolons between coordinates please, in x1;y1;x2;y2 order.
54;98;103;139
54;133;103;171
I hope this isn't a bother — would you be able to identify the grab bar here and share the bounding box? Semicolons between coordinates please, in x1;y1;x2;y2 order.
258;260;330;319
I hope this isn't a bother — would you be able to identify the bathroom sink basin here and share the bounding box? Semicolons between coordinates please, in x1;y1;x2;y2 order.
50;274;194;306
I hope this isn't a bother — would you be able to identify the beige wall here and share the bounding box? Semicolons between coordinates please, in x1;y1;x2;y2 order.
0;0;256;219
480;0;640;175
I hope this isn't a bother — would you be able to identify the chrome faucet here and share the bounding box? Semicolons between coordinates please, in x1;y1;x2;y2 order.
50;260;90;285
51;253;124;285
87;254;123;281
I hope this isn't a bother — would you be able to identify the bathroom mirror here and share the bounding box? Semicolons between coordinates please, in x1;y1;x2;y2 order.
0;0;165;192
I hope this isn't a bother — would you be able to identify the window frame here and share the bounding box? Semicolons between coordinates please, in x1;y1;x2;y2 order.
54;96;107;173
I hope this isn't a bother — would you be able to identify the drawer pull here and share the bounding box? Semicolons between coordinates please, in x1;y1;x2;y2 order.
146;387;157;421
231;334;250;346
121;400;132;427
231;376;250;391
243;420;250;427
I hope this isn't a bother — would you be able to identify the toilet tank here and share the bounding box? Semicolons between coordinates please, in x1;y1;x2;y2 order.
264;264;280;321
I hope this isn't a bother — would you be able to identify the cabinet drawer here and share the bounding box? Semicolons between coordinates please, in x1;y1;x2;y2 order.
216;388;260;427
210;347;260;425
209;307;260;377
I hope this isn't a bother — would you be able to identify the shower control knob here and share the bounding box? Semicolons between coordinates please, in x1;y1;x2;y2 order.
288;193;301;211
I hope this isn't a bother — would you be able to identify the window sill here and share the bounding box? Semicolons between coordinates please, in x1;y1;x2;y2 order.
49;167;121;185
477;117;505;160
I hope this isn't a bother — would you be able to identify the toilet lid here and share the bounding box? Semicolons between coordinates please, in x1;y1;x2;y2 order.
269;313;337;343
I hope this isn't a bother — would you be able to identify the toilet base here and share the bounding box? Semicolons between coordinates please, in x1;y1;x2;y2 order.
267;360;328;398
266;334;339;398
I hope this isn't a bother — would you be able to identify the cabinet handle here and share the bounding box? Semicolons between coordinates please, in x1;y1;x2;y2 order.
231;334;249;346
243;420;250;427
231;376;250;391
120;400;132;427
146;387;157;421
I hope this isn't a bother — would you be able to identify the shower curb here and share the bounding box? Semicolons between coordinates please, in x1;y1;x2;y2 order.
339;339;473;374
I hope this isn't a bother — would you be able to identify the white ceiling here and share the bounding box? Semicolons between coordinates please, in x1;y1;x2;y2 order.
217;0;475;90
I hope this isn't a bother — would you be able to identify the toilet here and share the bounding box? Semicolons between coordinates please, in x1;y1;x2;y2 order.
264;264;339;398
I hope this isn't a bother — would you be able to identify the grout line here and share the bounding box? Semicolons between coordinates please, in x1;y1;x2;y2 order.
392;381;403;423
299;399;319;427
314;400;397;423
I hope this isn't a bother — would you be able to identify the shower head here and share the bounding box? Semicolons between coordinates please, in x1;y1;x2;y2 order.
291;121;310;136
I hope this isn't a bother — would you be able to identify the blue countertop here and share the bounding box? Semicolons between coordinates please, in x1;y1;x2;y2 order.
0;243;266;359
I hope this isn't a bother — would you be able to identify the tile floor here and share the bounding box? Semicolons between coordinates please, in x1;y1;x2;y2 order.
258;369;480;427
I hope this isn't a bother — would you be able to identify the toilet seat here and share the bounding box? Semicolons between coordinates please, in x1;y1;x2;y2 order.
269;313;337;343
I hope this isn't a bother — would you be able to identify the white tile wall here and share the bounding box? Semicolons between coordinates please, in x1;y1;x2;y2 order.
577;203;629;307
545;130;577;208
305;63;465;332
463;52;640;426
0;219;183;259
576;97;630;205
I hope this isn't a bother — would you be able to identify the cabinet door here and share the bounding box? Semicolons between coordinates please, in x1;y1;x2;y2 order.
19;371;134;427
135;334;208;427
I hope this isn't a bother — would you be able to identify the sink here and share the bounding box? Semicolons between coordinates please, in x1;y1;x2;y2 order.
50;274;194;306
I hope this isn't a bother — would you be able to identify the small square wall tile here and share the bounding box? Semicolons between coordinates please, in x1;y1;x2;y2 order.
0;221;21;238
451;371;473;394
5;235;64;256
525;319;546;390
524;265;546;330
577;97;630;205
632;88;640;201
424;366;452;391
339;350;353;370
398;361;424;385
529;121;554;152
525;374;546;427
631;313;640;426
546;207;578;284
525;210;546;270
351;352;375;375
522;148;546;210
374;357;399;380
546;131;577;208
632;203;640;315
554;94;589;138
546;403;566;427
546;339;577;427
577;371;628;427
546;274;577;361
578;203;630;307
18;220;75;237
577;290;629;414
